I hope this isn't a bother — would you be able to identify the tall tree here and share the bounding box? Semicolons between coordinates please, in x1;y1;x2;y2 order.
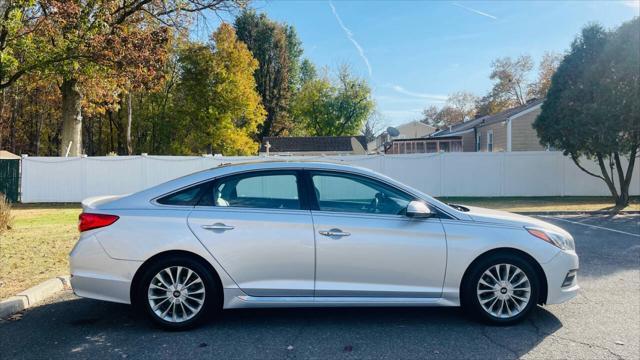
533;20;639;208
234;10;303;139
421;91;478;128
489;55;534;106
528;52;562;99
299;59;317;88
1;0;247;156
292;65;374;136
171;24;265;155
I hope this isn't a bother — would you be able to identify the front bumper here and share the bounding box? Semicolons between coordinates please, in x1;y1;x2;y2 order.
69;234;142;304
542;250;580;305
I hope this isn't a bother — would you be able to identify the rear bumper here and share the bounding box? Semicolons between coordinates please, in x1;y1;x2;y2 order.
69;234;141;304
542;250;579;305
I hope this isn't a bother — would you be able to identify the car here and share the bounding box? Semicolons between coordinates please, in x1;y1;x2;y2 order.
70;161;579;329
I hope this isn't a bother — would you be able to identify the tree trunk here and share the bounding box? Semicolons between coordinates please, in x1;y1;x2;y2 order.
126;92;133;155
612;149;637;208
59;79;83;156
0;88;5;148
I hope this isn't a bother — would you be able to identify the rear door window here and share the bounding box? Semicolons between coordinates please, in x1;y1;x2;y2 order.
206;172;301;210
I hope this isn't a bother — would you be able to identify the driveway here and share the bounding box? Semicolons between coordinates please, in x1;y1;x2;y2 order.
1;214;638;359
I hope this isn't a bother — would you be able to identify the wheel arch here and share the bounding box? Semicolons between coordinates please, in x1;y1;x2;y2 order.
460;247;548;305
129;250;224;307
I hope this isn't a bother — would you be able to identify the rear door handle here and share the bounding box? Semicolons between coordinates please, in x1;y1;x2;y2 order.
319;229;350;237
202;223;235;231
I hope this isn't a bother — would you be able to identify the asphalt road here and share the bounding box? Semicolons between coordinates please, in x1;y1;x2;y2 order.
1;214;638;359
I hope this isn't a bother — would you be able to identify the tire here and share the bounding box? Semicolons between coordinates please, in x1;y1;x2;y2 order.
461;252;540;325
134;255;221;330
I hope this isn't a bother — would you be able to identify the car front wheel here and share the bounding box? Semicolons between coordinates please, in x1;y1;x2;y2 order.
462;253;540;325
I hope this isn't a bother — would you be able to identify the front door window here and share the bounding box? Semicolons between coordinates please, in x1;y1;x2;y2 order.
310;172;412;215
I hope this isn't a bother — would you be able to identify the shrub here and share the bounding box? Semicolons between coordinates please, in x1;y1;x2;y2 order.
0;193;13;233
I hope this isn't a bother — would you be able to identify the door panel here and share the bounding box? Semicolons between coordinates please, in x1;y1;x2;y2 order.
307;170;447;298
188;207;315;296
312;212;447;297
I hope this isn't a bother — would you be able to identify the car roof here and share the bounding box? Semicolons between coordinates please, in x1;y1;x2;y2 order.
93;159;463;219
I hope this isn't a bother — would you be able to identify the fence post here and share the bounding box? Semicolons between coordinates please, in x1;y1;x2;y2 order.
500;152;506;196
439;153;444;197
140;154;148;189
20;155;28;203
81;155;87;201
560;152;566;197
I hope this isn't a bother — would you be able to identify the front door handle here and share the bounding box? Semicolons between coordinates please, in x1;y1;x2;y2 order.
319;229;350;237
202;223;235;231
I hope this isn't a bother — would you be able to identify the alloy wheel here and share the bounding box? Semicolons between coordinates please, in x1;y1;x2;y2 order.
476;263;531;319
147;266;206;323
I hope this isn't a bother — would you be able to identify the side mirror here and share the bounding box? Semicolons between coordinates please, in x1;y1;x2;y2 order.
406;200;433;218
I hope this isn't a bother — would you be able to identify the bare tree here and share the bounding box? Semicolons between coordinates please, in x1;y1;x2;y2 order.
361;111;385;143
528;52;562;99
489;55;534;106
447;91;478;122
421;91;478;128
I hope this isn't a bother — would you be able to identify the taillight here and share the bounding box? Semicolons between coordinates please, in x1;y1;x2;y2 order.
78;213;119;232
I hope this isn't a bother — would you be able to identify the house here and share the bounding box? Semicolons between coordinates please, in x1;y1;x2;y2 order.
259;136;368;156
385;136;464;154
368;121;436;153
429;98;545;152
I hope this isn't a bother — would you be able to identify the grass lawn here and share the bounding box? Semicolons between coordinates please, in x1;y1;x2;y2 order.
0;196;638;299
0;204;81;299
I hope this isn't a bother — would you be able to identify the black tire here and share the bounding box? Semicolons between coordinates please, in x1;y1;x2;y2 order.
461;252;540;326
134;255;221;330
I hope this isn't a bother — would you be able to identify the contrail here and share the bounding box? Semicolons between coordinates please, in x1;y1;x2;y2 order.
391;85;448;102
328;1;373;78
452;2;498;20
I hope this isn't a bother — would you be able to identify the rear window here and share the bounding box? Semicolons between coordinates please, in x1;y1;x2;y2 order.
156;183;208;206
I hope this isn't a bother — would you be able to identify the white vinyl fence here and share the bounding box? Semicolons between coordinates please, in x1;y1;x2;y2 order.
19;151;639;203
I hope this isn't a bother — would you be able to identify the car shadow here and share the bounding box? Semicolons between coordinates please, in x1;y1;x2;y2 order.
0;294;562;359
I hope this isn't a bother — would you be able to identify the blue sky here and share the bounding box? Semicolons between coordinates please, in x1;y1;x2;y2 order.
197;1;639;128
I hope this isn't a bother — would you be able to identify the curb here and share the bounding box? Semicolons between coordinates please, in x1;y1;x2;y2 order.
0;276;70;319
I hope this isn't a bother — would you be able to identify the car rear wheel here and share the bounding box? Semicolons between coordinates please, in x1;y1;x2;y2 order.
462;253;540;325
136;256;220;330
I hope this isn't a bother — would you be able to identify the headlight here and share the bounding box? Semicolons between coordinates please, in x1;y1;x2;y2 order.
525;227;575;251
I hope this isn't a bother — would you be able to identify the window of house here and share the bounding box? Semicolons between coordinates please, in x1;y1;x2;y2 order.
476;132;481;151
311;172;412;215
487;130;494;152
207;172;300;210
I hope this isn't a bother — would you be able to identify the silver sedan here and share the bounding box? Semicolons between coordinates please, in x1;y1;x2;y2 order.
70;161;579;329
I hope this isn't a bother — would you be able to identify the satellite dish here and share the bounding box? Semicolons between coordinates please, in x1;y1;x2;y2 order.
387;126;400;137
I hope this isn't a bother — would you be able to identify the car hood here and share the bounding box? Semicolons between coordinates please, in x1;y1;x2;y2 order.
462;205;571;237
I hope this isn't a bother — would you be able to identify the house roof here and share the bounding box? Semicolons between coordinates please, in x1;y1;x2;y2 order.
260;136;367;153
0;150;21;159
391;136;462;142
429;98;544;138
